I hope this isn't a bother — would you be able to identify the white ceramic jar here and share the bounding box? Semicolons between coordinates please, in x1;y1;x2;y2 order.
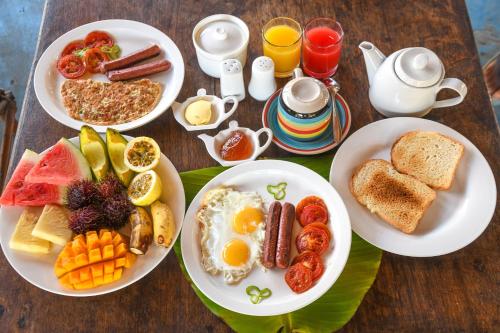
192;14;249;78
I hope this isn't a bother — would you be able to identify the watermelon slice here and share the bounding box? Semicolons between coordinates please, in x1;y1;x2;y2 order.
25;138;92;185
0;150;64;206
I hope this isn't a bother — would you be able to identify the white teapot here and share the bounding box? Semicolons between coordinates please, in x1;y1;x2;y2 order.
359;41;467;117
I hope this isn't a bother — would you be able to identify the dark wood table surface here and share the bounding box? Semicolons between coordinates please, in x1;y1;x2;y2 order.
1;0;498;332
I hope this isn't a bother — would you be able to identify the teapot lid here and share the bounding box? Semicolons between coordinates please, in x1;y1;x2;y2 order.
395;47;443;87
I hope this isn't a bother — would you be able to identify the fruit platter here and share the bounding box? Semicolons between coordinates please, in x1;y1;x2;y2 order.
0;127;185;296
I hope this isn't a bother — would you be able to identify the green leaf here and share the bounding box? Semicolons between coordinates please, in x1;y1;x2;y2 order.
175;156;382;332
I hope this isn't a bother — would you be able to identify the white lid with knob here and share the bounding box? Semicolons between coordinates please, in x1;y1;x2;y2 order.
395;47;444;87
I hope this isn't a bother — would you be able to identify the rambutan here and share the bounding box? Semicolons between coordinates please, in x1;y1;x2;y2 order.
102;193;134;229
98;174;124;198
66;180;102;210
69;206;106;234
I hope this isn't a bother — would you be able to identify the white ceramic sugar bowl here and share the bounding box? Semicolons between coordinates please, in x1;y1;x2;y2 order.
359;41;467;117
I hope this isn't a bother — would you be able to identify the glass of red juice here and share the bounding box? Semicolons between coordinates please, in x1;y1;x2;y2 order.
302;18;344;78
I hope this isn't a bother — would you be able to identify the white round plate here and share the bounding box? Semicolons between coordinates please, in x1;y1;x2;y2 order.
181;160;351;316
330;117;496;257
0;136;185;296
34;19;185;132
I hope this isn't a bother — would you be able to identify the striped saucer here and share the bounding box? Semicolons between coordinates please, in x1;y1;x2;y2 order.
262;89;351;155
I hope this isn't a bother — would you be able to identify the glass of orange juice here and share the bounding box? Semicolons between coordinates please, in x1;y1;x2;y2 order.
262;17;302;78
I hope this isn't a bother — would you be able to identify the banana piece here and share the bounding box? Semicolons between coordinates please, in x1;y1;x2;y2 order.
129;207;153;255
151;201;175;247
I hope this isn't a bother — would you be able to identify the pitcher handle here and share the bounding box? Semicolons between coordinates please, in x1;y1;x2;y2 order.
254;128;273;155
433;78;467;109
220;95;239;121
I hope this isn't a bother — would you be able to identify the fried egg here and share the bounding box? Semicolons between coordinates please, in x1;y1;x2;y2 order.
197;187;266;284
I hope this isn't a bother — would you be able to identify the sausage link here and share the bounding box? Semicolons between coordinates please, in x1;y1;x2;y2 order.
275;202;296;269
262;201;282;268
107;59;171;81
102;44;161;71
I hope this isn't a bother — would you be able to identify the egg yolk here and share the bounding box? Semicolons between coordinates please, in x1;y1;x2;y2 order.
222;239;250;266
232;207;264;234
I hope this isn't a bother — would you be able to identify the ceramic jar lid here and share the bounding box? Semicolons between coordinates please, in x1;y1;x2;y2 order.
194;15;247;56
395;47;444;88
282;76;330;114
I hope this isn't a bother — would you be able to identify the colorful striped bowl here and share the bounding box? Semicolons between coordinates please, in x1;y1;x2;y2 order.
277;93;333;141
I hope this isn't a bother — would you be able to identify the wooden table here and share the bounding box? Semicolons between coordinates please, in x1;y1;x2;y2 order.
1;0;498;332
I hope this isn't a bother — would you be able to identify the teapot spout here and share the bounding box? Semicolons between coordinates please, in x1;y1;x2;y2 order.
359;41;386;86
197;133;213;146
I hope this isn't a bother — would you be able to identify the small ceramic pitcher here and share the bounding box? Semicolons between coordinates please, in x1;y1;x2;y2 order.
198;121;273;167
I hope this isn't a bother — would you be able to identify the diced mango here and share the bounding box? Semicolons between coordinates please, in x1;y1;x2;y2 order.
55;229;135;290
103;273;113;284
103;260;115;274
100;231;113;246
113;268;123;281
102;244;114;260
75;253;89;267
115;257;126;268
124;252;136;268
115;243;127;258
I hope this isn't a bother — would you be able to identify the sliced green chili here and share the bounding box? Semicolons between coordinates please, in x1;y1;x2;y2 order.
267;182;287;200
246;285;272;304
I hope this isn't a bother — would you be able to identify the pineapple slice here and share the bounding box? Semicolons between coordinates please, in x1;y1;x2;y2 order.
9;207;52;254
32;205;72;246
54;229;136;289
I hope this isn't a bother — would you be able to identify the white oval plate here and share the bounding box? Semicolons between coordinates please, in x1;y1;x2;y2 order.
181;160;351;316
34;19;185;132
330;117;497;257
0;136;185;296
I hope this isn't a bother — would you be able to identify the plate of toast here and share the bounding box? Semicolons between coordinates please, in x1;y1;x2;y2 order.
330;117;496;257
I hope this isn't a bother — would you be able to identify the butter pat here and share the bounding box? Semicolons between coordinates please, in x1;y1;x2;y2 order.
10;207;52;254
32;204;72;246
185;100;212;125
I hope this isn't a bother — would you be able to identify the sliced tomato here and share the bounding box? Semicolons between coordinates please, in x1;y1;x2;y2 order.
83;48;108;73
296;227;330;255
57;54;86;79
84;31;114;48
304;222;332;241
299;204;328;226
285;263;314;293
60;40;85;57
292;251;324;281
296;196;328;219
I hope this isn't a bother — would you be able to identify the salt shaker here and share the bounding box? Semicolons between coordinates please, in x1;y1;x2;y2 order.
220;59;245;101
248;56;277;101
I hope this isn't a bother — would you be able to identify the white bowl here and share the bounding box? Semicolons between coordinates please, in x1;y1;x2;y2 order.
192;14;249;78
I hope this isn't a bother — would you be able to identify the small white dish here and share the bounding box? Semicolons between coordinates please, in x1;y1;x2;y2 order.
172;89;239;131
198;120;273;167
330;117;496;257
181;160;351;316
0;135;186;296
33;19;185;132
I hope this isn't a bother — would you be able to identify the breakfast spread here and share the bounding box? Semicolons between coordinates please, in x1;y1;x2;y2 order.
350;131;464;234
61;79;162;125
0;127;176;291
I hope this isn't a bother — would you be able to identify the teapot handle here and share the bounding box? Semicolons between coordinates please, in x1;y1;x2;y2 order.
433;78;467;109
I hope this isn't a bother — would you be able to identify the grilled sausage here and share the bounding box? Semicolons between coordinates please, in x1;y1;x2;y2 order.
262;201;282;268
107;59;171;81
102;44;161;71
275;202;295;269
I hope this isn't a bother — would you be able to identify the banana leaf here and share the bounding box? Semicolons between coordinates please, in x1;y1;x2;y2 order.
175;156;382;333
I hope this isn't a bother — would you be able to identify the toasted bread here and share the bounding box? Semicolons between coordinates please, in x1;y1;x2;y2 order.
350;159;436;234
391;131;464;190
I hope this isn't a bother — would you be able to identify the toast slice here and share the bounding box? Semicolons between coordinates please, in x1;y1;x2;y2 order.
350;159;436;234
391;131;464;190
